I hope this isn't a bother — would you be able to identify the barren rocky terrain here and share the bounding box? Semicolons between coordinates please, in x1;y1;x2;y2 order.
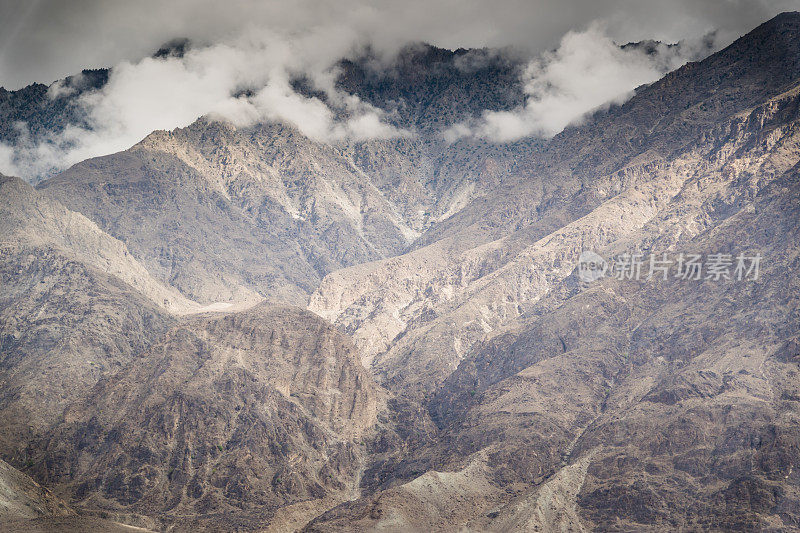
0;11;799;533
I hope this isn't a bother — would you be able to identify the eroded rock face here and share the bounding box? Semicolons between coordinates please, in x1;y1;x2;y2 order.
304;14;800;532
0;458;153;533
307;158;800;533
26;303;380;531
0;245;174;454
0;173;200;459
1;175;199;314
310;13;800;400
32;45;534;308
1;12;800;533
0;459;74;521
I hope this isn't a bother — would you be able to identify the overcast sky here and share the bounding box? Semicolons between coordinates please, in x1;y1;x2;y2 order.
1;0;799;89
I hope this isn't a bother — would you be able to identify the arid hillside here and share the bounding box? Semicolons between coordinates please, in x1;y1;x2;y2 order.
0;11;798;533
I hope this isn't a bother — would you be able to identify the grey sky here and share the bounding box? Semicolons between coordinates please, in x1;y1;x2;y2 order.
1;0;799;89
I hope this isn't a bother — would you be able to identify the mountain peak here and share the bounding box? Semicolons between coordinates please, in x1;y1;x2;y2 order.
3;10;800;532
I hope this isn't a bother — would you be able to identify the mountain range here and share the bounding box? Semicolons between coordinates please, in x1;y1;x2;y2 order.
1;11;799;532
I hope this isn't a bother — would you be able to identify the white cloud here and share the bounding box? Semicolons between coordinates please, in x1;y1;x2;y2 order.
446;23;716;142
2;0;798;179
0;27;409;180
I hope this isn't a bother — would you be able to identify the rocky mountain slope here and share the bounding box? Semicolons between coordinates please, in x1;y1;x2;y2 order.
0;458;74;521
0;70;108;150
0;172;425;531
24;303;382;531
28;45;533;307
301;14;800;531
1;175;200;314
0;11;799;533
311;162;799;531
309;11;800;398
1;455;147;533
0;174;183;457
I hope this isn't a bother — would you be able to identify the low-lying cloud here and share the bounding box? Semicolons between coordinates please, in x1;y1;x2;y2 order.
445;23;716;142
0;28;407;180
1;0;799;180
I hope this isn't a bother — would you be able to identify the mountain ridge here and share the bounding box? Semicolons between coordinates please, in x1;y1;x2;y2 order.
1;11;799;532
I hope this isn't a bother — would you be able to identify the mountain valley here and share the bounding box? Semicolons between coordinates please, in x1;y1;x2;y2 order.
1;10;799;533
